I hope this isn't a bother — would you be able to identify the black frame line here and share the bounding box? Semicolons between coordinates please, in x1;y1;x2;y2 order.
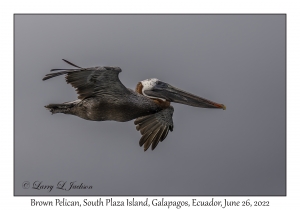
13;13;287;197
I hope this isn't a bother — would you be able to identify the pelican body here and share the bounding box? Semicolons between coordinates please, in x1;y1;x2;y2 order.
43;59;226;151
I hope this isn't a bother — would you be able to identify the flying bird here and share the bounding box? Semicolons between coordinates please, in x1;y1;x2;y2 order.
43;59;226;151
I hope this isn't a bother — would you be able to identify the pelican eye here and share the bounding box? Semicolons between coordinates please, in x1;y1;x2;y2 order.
155;81;167;89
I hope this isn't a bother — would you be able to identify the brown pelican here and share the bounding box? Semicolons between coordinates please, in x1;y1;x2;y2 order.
43;59;226;151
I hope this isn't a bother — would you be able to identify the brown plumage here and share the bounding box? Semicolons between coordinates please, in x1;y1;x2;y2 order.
43;59;225;151
134;106;174;151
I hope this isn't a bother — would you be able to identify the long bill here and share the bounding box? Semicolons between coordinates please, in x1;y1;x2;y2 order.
144;83;226;110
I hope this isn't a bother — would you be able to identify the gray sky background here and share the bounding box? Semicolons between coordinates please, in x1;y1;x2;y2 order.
15;15;285;196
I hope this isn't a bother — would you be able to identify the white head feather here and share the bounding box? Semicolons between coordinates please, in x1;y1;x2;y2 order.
140;78;166;101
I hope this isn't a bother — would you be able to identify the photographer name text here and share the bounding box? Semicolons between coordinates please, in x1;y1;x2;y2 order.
22;181;92;192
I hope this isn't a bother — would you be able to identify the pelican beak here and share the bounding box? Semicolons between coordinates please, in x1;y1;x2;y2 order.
144;82;226;110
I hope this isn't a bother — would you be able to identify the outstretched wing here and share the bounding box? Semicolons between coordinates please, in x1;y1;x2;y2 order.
134;106;174;151
43;59;130;99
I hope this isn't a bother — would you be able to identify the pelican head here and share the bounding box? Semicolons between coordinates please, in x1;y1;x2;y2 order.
139;78;226;110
